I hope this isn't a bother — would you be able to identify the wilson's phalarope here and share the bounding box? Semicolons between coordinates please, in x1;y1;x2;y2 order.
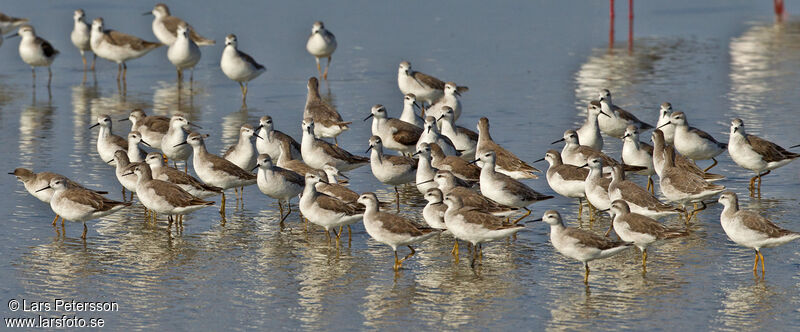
659;111;727;172
443;193;524;265
306;21;336;80
145;3;215;46
429;142;480;183
145;152;222;198
656;102;675;145
71;9;95;71
476;117;540;179
536;210;632;284
422;188;448;231
621;125;656;191
112;150;140;200
474;151;553;223
221;34;265;103
126;131;150;163
299;173;364;243
367;136;417;210
727;118;800;195
597;89;654;138
10;168;108;226
223;124;260;174
426;82;463;122
90;18;162;82
9;25;59;87
316;163;360;204
37;177;130;239
359;192;439;271
718;192;800;275
178;132;257;216
300;118;368;171
438;106;478;160
255;115;301;162
91;115;128;166
125;164;214;222
276;139;324;177
167;23;201;82
536;150;588;213
651;129;724;182
413;143;439;194
607;200;688;272
583;155;613;212
554;129;644;173
576;101;608;151
160;114;200;170
304;77;350;142
431;170;517;216
659;146;725;223
417;116;459;156
254;154;304;224
366;104;422;155
397;61;468;107
121;109;169;150
607;165;682;218
0;12;28;34
399;93;423;128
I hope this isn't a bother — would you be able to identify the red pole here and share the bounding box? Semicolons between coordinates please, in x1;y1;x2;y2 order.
775;0;785;23
609;0;615;51
628;0;634;53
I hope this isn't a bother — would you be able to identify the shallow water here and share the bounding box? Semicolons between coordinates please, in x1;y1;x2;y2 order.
1;1;799;330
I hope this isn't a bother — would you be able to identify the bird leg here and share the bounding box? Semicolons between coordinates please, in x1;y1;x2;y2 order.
757;170;770;195
584;263;590;284
82;222;88;239
51;215;59;226
48;67;52;87
512;207;531;224
758;250;765;275
647;176;654;194
323;56;331;80
605;222;614;237
753;249;759;274
116;63;121;82
451;240;459;262
687;201;707;222
703;158;718;172
82;55;87;71
91;54;96;71
394;251;401;271
315;57;322;78
395;186;400;212
347;225;352;247
642;248;648;273
177;69;183;83
398;245;416;268
122;63;128;81
220;192;226;216
334;136;339;146
577;198;583;218
243;83;249;102
31;68;36;87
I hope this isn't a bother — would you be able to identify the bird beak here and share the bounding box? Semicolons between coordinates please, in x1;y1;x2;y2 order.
467;159;479;165
427;126;431;133
142;11;152;16
89;123;100;129
106;159;114;164
454;90;461;97
789;144;800;149
251;164;260;172
579;163;588;168
255;125;263;131
363;114;374;121
118;118;129;122
412;151;420;157
187;122;202;129
437;115;445;121
532;157;545;163
550;138;565;144
530;218;542;222
122;172;134;177
35;185;52;192
7;33;19;39
417;179;433;185
7;172;15;175
413;102;421;110
622;134;630;139
598;208;610;212
141;140;152;147
174;141;188;147
599;110;611;118
254;134;264;140
657;122;672;129
365;146;373;153
338;173;350;180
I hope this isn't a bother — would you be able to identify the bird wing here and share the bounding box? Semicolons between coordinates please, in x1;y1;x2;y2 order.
739;211;797;238
377;211;434;236
320;140;369;163
457;127;479;141
388;119;423;145
105;30;161;50
689;126;724;147
411;71;446;90
35;37;59;57
316;194;362;216
236;49;265;70
616;108;653;129
565;227;628;250
746;134;800;163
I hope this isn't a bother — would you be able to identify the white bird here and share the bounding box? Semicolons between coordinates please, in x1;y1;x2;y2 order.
422;188;448;231
621;125;656;191
90;18;162;82
398;93;423;128
537;210;632;284
606;200;687;272
71;9;95;71
91;115;128;166
576;101;608;151
37;177;130;239
255;115;301;162
358;192;439;271
475;151;553;223
145;3;215;46
299;173;364;243
443;193;524;265
145;152;222;199
220;34;265;103
160;114;200;170
536;150;588;213
300;118;368;171
254;154;304;224
438;106;478;160
656;102;675;145
367;136;417;210
417;116;458;156
125;164;214;222
426;82;463;122
597;89;653;138
412;143;439;195
126;131;149;163
397;61;468;107
727;118;799;194
660;111;727;172
167;23;201;82
9;25;59;87
718;192;800;275
366;104;422;155
306;21;336;80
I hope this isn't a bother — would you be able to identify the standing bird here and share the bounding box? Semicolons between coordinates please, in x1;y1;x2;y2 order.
91;115;128;167
476;117;540;179
10;168;108;226
597;89;653;138
399;93;423;128
121;109;170;150
305;21;336;80
426;82;463;122
37;177;130;239
397;61;468;109
145;152;222;199
9;25;59;87
443;193;524;265
621;125;656;191
160;114;199;170
475;151;553;223
254;154;304;224
255;116;301;162
0;12;28;35
90;18;162;83
178;132;257;216
167;23;201;83
718;192;800;275
299;174;363;243
300;118;368;171
303;77;350;142
125;164;214;223
438;106;478;160
607;165;682;219
659;146;725;222
417;116;459;156
576;101;609;151
224;124;261;197
536;150;589;214
220;34;265;103
366;136;417;210
71;9;95;71
126;131;149;163
358;192;439;271
366;104;422;155
145;3;215;46
651;129;723;182
727;118;799;195
606;200;688;272
111;151;140;201
422;188;448;231
659;111;727;172
656;102;675;145
536;210;631;284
